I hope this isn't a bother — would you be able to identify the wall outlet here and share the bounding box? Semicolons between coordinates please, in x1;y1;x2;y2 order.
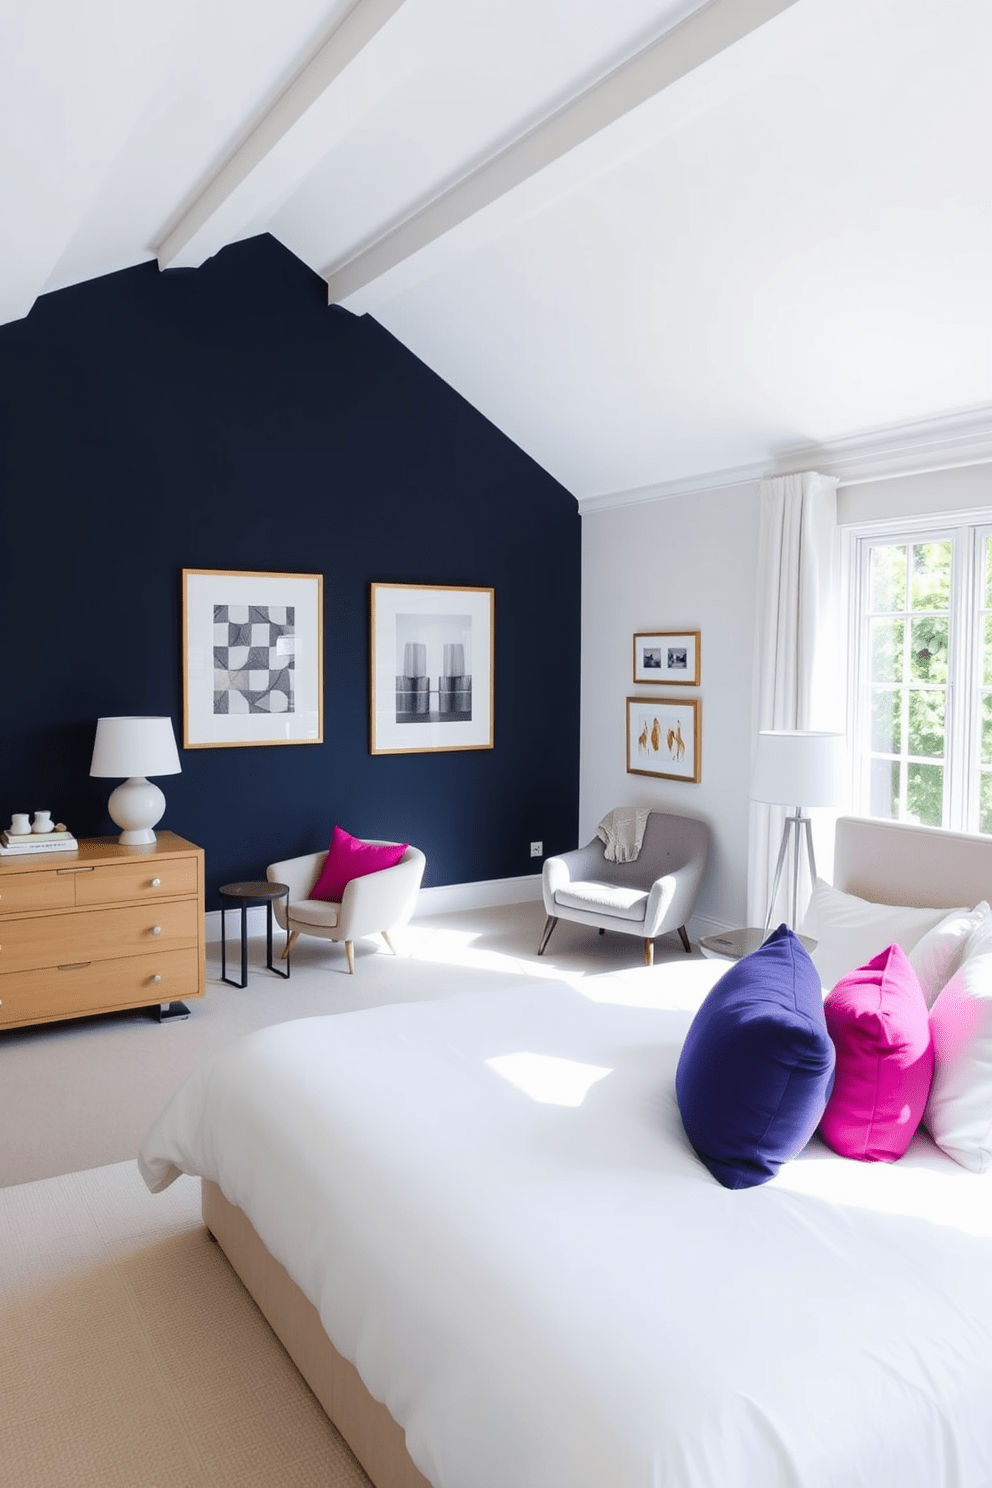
530;841;543;858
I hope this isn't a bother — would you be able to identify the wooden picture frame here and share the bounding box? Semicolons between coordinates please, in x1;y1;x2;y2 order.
183;569;323;748
626;696;700;782
370;583;494;755
632;630;700;686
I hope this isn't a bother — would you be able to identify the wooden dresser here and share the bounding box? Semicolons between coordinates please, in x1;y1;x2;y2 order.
0;832;204;1029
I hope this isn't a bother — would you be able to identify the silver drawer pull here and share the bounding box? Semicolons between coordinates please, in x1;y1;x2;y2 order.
151;925;162;936
59;962;92;971
150;877;161;888
150;974;162;984
57;866;95;874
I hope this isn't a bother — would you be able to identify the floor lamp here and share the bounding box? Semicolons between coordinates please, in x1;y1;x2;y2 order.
751;731;845;933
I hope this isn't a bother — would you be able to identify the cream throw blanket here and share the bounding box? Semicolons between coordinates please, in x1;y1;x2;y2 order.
596;808;651;862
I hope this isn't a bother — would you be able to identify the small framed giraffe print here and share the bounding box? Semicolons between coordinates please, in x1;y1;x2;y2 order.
626;697;700;783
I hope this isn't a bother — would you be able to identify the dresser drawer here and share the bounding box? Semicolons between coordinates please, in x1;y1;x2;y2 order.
0;899;199;974
0;870;76;915
0;947;202;1028
72;856;199;906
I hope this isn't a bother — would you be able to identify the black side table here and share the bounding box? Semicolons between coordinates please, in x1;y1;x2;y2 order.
219;881;292;988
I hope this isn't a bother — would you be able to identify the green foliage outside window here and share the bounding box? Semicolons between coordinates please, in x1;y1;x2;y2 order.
865;540;950;828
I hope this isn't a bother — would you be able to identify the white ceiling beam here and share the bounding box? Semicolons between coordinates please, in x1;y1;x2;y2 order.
155;0;406;271
323;0;801;302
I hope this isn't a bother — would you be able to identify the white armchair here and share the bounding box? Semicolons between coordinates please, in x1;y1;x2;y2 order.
538;810;709;966
266;841;426;975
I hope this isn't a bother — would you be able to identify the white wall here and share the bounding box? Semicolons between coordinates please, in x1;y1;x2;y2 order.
580;480;760;933
838;462;992;526
581;460;992;936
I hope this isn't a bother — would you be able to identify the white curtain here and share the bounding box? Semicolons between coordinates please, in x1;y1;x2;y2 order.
746;471;841;928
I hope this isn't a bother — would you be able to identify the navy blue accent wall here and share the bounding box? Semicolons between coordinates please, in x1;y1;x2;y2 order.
0;236;581;904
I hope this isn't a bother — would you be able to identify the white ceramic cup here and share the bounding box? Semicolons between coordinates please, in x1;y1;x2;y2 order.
32;811;54;834
9;813;31;836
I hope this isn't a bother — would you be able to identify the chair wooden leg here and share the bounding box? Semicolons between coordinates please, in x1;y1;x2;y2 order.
282;929;300;960
381;930;395;954
644;939;654;967
538;916;558;955
678;925;692;954
345;941;355;975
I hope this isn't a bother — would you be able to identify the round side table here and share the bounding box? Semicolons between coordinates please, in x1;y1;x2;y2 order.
219;881;292;988
698;926;817;961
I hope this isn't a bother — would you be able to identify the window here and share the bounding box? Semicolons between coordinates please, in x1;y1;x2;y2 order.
851;515;992;834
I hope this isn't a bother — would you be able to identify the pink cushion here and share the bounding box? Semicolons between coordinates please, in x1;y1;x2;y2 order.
819;943;934;1162
309;826;408;903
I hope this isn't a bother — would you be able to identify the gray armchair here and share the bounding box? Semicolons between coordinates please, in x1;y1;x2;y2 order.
538;810;709;965
266;841;426;974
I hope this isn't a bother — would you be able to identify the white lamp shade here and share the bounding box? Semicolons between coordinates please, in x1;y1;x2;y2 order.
90;716;181;779
751;730;845;808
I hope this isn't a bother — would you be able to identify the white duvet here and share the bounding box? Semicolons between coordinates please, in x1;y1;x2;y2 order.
139;979;992;1488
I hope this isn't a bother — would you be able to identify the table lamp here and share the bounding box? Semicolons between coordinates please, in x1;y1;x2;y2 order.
751;730;845;931
90;716;182;844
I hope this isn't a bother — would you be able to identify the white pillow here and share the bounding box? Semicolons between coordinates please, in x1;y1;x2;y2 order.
908;901;991;1009
959;908;992;964
801;879;954;993
925;952;992;1172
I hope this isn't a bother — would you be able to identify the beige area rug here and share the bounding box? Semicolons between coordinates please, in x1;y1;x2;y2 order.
0;1161;373;1488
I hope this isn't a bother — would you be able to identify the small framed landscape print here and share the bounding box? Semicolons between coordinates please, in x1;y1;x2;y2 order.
633;630;700;686
370;582;494;754
183;569;323;748
626;696;700;782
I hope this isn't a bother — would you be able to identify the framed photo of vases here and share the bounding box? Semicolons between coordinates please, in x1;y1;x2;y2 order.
632;630;700;686
626;696;700;783
370;583;494;754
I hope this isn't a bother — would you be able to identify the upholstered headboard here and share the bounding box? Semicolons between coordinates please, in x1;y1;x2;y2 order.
834;815;992;910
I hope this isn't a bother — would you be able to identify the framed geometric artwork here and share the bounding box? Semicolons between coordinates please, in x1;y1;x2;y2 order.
626;696;700;782
632;630;700;686
182;569;323;748
370;582;494;754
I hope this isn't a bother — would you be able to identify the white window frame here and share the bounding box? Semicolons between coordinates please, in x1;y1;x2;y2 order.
845;508;992;835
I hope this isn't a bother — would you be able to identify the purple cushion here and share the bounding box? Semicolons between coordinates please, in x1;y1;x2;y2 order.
309;825;408;903
820;943;933;1162
675;925;835;1189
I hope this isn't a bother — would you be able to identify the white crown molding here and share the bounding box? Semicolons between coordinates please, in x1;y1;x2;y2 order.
578;405;992;514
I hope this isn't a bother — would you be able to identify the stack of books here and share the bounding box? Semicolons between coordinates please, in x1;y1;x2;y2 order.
0;828;78;856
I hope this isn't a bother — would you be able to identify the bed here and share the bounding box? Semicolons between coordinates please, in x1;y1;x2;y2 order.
139;816;992;1488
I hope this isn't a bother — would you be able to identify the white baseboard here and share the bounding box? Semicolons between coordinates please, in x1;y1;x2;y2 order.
414;873;543;916
204;874;545;942
205;888;727;944
686;911;735;941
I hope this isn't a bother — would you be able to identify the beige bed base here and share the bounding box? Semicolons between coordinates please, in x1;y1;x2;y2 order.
201;1180;431;1488
201;818;992;1488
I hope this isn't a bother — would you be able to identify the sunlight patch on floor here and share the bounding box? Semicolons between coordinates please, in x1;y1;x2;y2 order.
407;922;592;980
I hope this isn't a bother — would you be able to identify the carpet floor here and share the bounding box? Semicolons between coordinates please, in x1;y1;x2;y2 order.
0;1160;374;1487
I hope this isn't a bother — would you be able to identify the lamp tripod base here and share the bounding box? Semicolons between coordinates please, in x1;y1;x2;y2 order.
764;809;818;934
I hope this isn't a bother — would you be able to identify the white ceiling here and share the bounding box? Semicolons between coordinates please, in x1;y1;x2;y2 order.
3;0;990;500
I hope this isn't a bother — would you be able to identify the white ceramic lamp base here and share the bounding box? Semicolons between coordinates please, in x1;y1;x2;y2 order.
107;777;166;845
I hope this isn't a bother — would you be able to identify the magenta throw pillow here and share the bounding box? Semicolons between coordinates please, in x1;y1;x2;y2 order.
309;826;408;903
820;942;934;1162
